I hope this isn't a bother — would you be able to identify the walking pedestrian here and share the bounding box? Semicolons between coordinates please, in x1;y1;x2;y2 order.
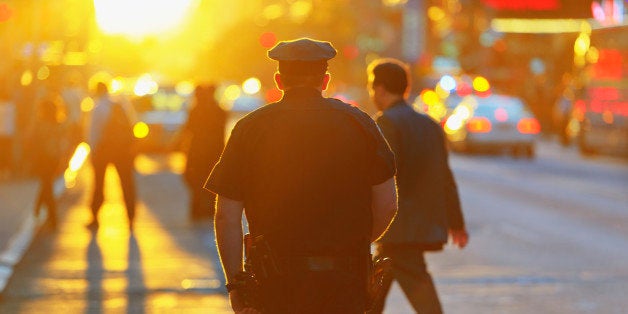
206;38;398;313
0;84;15;180
87;82;137;231
181;84;226;221
31;99;65;228
366;58;469;314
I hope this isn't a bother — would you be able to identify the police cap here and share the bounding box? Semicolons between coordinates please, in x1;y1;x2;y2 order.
268;38;337;76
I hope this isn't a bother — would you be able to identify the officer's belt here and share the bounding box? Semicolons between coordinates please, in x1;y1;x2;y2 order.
278;255;362;272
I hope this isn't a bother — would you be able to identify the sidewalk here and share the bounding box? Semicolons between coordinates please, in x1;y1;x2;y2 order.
0;156;234;313
0;175;65;293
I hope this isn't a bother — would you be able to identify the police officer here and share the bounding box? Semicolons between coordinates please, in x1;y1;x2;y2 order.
205;38;398;313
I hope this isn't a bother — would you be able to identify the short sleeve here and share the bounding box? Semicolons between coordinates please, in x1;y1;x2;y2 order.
366;117;396;185
203;122;247;201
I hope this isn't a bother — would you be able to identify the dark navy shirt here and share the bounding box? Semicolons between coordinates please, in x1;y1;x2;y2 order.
205;87;395;256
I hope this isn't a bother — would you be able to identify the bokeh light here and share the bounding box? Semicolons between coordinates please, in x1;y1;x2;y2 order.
574;33;590;56
0;3;12;22
343;45;360;60
263;4;285;20
133;122;150;139
224;84;242;101
81;97;95;112
242;78;262;95
134;74;159;96
427;6;445;21
20;70;33;86
175;81;195;96
421;90;440;106
260;32;278;48
473;76;490;92
110;77;125;94
37;65;50;81
439;75;456;91
266;88;283;103
290;0;312;23
435;84;450;99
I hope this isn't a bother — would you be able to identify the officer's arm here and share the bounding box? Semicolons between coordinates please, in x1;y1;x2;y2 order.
371;177;397;242
214;195;245;286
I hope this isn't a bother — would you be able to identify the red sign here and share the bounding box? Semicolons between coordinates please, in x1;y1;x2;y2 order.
482;0;594;18
593;49;623;79
482;0;560;11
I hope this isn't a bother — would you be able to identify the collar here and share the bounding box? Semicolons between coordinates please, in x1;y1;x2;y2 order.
384;99;407;111
281;87;323;103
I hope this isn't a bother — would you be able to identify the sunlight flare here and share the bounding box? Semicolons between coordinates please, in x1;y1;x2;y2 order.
93;0;195;37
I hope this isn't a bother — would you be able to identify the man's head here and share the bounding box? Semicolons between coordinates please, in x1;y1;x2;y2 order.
95;82;109;97
268;38;337;91
367;58;410;111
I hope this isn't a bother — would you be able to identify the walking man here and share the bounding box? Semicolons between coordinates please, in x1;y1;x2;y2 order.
88;82;137;230
367;58;469;313
206;38;398;313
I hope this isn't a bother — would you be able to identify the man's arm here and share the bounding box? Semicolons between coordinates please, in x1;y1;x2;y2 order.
215;195;251;312
215;195;245;282
371;177;397;242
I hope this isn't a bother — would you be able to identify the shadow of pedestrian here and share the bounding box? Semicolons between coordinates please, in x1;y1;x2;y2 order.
85;233;103;314
126;234;146;314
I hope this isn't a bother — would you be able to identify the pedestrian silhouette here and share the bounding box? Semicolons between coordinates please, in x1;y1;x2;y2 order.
367;58;469;314
31;99;65;228
180;84;226;221
87;82;137;231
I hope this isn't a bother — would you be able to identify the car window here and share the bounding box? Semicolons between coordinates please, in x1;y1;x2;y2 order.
474;96;525;117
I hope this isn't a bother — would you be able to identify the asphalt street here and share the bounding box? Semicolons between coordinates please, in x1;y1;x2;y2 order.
0;139;626;313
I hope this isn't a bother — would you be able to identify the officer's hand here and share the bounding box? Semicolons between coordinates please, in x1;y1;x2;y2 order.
449;229;469;249
229;290;261;314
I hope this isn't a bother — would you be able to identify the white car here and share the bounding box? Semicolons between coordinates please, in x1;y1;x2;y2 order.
133;86;189;152
444;94;540;158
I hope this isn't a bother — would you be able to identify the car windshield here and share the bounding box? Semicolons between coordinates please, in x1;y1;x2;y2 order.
133;86;189;113
473;96;526;117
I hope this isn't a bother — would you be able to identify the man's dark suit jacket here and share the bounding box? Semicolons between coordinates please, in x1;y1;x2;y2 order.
376;101;465;249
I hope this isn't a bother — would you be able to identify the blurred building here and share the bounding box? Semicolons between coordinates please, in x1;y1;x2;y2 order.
396;0;627;133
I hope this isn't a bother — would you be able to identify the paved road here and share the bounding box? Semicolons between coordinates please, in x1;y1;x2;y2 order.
385;141;628;313
0;140;626;313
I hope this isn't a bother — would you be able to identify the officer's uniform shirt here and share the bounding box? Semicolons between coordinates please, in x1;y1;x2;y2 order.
204;87;395;257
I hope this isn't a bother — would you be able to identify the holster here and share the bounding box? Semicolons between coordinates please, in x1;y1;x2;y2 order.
366;256;393;312
244;233;282;282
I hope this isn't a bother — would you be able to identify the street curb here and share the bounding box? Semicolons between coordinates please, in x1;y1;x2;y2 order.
0;177;66;294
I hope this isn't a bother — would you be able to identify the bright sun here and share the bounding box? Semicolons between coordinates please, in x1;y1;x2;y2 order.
93;0;194;37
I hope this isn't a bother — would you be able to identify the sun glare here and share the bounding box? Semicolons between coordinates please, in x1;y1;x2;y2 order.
93;0;194;37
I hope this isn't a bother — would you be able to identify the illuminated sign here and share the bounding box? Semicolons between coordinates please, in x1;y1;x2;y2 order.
482;0;594;18
592;0;625;25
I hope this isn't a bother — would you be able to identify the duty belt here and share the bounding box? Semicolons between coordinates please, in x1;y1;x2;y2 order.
280;255;362;272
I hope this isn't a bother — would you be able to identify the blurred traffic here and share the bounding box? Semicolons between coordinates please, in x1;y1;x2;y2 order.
444;93;540;157
1;1;626;180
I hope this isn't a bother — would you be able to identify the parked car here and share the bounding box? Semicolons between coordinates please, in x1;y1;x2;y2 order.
444;94;540;158
132;85;190;153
